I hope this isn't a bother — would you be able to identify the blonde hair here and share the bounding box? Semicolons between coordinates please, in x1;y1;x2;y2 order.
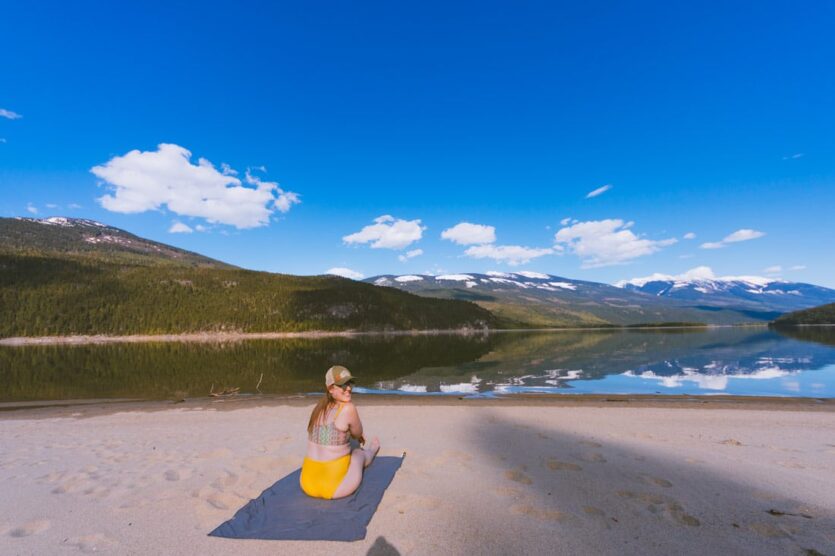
307;387;336;434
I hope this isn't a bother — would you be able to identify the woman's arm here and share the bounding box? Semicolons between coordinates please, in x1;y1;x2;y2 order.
340;402;364;443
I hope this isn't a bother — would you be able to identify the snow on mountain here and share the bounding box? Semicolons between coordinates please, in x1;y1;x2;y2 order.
615;267;835;312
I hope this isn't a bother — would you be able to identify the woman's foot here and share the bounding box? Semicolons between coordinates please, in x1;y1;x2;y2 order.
363;437;380;467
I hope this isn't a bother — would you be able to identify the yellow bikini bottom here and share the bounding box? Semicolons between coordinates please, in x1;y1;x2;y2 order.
300;454;351;499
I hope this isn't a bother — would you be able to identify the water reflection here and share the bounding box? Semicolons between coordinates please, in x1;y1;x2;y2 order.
1;327;834;402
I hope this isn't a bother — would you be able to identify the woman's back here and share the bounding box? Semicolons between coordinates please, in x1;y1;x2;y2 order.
309;403;350;447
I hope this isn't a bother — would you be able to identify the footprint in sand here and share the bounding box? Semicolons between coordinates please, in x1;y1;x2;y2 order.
638;474;673;488
776;460;806;470
510;504;571;522
8;519;51;537
505;469;533;485
719;438;743;446
749;522;789;538
579;440;602;448
583;506;606;518
576;453;607;463
617;490;699;527
211;469;239;489
206;491;242;511
63;533;119;553
392;494;442;514
493;486;523;498
546;459;582;472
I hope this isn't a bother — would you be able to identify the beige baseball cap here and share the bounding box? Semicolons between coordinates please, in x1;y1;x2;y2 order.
325;365;355;387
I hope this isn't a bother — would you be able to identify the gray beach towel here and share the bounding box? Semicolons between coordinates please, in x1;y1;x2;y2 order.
209;455;403;542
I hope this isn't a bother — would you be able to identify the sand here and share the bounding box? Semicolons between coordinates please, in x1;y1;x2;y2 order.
1;397;833;555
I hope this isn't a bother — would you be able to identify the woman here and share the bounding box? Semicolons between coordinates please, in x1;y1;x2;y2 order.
300;365;380;499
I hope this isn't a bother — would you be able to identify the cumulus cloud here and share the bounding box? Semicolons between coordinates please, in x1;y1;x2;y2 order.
90;143;300;229
343;215;425;249
700;229;765;249
554;219;676;268
220;163;237;176
560;217;572;226
26;203;38;214
585;184;612;198
683;232;696;240
399;248;424;262
464;244;554;266
244;170;300;213
326;267;364;280
440;222;496;245
168;221;193;234
0;109;22;120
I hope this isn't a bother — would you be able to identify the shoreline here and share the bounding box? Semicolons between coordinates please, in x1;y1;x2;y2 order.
0;323;767;346
2;392;832;419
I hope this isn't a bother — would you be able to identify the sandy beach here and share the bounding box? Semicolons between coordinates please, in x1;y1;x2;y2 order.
1;397;833;555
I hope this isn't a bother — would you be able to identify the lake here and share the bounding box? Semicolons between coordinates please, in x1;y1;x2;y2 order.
1;327;834;403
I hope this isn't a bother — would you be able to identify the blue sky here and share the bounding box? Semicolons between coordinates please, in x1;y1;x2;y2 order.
2;1;834;286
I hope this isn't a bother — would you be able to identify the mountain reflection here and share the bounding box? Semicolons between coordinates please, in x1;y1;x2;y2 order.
1;327;834;402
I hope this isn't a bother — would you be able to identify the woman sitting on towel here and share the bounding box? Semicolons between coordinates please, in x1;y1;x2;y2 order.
301;365;380;499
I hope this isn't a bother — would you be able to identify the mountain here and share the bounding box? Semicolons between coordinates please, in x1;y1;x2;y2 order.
615;268;835;315
0;217;500;337
772;303;835;327
365;272;765;326
0;217;231;267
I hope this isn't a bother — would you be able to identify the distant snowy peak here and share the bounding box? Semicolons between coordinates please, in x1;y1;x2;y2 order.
16;216;110;229
614;267;780;291
614;267;835;308
368;272;583;292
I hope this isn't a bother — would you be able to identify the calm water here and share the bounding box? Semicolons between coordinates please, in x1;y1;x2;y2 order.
1;327;834;402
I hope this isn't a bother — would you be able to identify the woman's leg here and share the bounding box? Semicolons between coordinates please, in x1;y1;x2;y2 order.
331;448;366;499
331;438;381;499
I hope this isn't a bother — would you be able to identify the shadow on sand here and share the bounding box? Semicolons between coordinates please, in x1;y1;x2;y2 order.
466;411;833;555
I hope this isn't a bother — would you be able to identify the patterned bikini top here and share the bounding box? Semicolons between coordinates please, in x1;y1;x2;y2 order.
309;403;350;446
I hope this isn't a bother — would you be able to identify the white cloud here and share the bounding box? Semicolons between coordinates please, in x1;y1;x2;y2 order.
554;219;677;268
91;143;300;229
440;222;496;245
560;217;572;226
0;109;22;120
343;215;425;249
764;265;782;274
398;248;424;262
585;184;612;198
782;153;804;160
700;229;765;250
789;265;806;271
220;163;238;176
464;244;554;266
326;267;364;280
194;224;208;232
46;203;59;209
168;221;193;234
244;171;300;214
68;203;82;209
683;232;696;240
26;203;38;214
